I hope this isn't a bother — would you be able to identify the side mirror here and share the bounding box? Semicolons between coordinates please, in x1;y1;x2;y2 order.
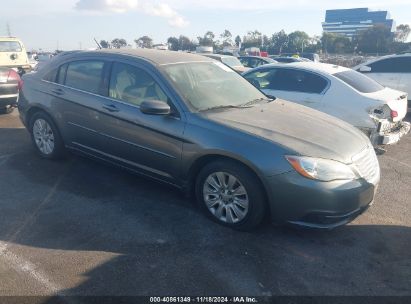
359;65;371;73
140;100;171;115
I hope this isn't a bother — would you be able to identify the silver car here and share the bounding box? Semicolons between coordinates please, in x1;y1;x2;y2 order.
18;49;380;230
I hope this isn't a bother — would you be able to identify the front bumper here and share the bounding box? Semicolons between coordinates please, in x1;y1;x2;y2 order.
376;120;410;145
265;171;378;229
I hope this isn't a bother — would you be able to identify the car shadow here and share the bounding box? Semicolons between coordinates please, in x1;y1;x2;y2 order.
0;127;411;299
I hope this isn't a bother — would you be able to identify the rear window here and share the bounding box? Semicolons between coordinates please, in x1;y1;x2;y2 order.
0;41;22;52
334;70;384;93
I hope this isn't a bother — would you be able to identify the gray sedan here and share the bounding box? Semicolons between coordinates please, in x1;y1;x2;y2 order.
18;49;380;230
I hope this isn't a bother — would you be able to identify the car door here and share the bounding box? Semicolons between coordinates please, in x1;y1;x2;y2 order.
91;60;185;184
361;58;402;91
46;59;111;152
245;68;328;110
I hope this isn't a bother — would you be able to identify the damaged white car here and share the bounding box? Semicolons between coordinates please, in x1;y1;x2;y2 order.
243;62;410;146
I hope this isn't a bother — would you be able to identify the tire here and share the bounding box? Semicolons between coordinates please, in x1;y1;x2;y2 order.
0;106;14;114
195;160;267;231
29;111;65;159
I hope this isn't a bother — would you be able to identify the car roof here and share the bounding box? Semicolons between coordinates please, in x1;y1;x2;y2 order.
245;62;350;75
201;54;232;59
80;48;214;65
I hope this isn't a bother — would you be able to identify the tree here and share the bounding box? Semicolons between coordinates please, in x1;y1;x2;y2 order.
395;24;411;42
333;35;352;53
287;31;310;53
198;31;215;46
235;35;241;47
111;38;127;49
305;35;322;53
220;30;233;47
167;37;179;51
100;40;110;49
179;35;192;51
269;30;288;54
242;30;262;48
135;36;153;48
356;25;393;54
261;35;270;51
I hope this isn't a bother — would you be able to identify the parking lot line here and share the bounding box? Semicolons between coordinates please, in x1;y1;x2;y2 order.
7;159;74;244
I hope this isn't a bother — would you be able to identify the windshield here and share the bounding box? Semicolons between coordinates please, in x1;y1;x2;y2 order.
265;57;277;63
221;57;243;67
334;70;384;93
163;62;266;111
0;41;22;52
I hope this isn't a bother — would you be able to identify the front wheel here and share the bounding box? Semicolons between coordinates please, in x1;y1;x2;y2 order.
29;111;65;159
195;160;267;231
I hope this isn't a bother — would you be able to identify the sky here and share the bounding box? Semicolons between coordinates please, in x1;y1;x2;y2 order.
1;0;411;51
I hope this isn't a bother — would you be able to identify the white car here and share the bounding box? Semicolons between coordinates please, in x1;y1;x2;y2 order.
243;62;410;146
353;53;411;105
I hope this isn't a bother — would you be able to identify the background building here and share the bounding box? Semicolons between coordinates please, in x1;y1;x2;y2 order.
322;8;395;38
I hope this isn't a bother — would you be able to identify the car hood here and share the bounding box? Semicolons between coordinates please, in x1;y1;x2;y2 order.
203;100;369;164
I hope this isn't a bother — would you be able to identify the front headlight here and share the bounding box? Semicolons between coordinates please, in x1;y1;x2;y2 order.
285;156;358;182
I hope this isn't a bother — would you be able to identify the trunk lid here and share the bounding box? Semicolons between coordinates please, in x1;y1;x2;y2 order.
363;87;408;122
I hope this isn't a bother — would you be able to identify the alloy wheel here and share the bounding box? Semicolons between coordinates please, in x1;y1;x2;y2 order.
203;172;249;224
32;118;55;155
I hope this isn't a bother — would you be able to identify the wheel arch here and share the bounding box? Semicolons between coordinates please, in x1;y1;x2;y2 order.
26;106;56;131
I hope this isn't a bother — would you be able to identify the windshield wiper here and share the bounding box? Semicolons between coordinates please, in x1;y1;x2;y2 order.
200;104;253;111
241;97;274;107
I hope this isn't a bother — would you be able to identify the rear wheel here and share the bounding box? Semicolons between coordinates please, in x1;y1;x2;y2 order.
195;160;267;231
29;111;65;159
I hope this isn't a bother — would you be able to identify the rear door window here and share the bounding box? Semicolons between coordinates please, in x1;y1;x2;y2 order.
56;64;68;84
43;69;57;82
270;69;328;93
65;61;106;94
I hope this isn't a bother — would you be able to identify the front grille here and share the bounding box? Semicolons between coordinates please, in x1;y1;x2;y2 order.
352;146;380;184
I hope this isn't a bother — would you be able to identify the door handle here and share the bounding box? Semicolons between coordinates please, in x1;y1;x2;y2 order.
51;88;64;96
102;104;119;112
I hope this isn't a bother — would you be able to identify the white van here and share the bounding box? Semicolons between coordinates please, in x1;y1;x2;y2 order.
0;37;31;74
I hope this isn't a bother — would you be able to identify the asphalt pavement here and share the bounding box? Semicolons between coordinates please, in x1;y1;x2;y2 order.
0;109;410;299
